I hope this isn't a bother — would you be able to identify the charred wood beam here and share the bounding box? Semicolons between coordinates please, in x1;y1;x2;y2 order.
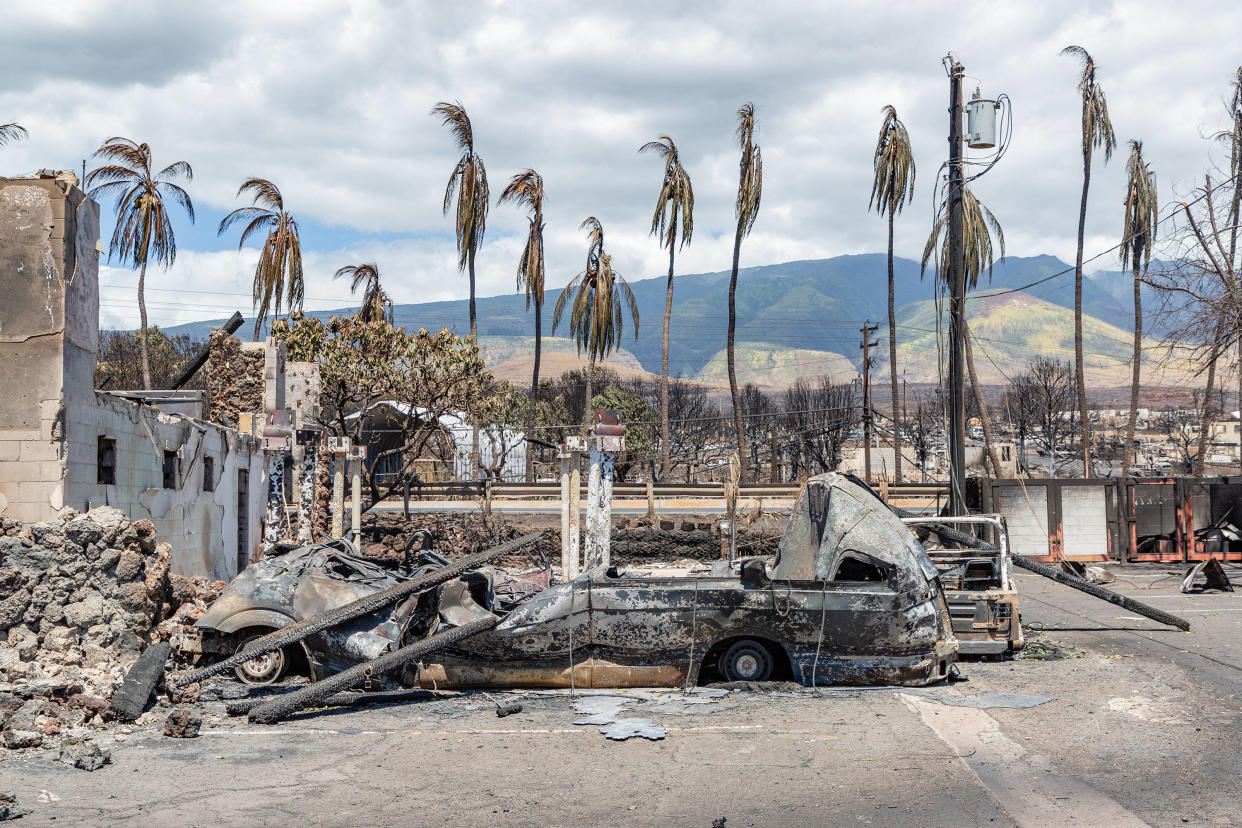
225;688;442;717
173;531;542;688
248;616;499;724
891;505;1191;632
169;311;244;390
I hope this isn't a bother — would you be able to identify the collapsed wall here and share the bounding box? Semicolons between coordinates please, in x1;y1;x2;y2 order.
0;507;220;748
207;331;266;429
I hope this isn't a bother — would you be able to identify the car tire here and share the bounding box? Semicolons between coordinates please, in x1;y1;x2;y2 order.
717;639;774;682
233;633;286;685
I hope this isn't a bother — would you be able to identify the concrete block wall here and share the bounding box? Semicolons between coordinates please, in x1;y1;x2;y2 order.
60;393;266;580
1;174;268;579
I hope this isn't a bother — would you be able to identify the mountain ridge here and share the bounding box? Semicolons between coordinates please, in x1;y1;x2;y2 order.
163;253;1166;386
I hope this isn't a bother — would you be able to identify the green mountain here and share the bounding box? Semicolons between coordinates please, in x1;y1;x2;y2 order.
166;253;1158;387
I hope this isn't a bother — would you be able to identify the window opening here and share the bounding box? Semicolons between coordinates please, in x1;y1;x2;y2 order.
97;437;116;485
162;450;179;489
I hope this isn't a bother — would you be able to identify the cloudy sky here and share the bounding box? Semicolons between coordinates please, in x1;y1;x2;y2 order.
3;0;1240;330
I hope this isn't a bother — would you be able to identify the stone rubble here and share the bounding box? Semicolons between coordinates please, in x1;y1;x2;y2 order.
0;507;223;752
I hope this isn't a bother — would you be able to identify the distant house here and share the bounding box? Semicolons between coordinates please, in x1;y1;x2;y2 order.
350;401;526;484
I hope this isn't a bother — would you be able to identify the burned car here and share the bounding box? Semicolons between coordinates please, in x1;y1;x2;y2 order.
185;473;957;689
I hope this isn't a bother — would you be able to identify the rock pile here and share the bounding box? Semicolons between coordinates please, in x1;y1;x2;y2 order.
0;506;222;751
365;512;560;565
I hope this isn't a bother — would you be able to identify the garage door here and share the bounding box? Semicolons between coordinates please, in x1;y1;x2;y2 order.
1061;486;1109;559
993;485;1049;559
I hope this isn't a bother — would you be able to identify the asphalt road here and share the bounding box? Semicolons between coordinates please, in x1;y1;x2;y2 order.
3;563;1239;826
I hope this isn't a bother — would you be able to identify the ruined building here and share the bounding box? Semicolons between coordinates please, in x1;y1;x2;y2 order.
0;173;267;579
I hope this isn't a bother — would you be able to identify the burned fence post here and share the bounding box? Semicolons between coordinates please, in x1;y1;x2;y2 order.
260;411;293;556
350;445;365;547
566;436;585;577
328;436;351;539
560;443;586;580
585;410;625;570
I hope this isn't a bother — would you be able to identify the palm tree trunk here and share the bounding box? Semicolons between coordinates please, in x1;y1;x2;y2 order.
964;322;1002;474
886;211;902;483
583;353;595;436
1074;157;1093;477
1195;323;1223;476
526;299;542;482
727;227;747;482
1123;260;1143;477
137;259;152;390
468;246;480;482
659;244;675;481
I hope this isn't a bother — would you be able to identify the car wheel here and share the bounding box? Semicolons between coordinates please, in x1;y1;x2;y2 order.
233;633;286;685
717;640;774;682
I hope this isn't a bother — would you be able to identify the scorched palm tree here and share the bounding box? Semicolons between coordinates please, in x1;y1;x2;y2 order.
640;135;694;480
552;217;639;431
498;169;547;481
869;104;916;483
1120;140;1157;477
727;104;763;482
923;187;1006;475
218;178;303;339
86;137;195;390
334;262;392;324
1062;45;1116;477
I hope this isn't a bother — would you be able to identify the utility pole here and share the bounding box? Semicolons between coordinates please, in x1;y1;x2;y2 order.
947;57;968;516
860;321;878;483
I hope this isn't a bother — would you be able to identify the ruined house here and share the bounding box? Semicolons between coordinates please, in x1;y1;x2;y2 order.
0;173;267;580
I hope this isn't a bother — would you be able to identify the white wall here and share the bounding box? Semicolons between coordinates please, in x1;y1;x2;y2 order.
62;389;266;581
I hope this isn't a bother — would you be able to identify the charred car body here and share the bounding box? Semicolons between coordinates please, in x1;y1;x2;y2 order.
185;473;958;689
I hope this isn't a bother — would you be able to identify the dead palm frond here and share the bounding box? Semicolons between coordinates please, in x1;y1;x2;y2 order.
1061;45;1117;165
552;217;640;363
497;169;545;309
218;178;303;339
921;187;1006;290
869;105;915;218
432;102;488;276
334;262;392;324
87;137;195;269
1120;141;1158;273
85;137;194;389
0;123;28;147
735;104;763;238
639;135;694;250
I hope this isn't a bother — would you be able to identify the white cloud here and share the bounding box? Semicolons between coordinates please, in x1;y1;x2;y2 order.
7;0;1242;330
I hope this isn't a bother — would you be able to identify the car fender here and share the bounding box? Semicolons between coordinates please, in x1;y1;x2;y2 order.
210;609;297;635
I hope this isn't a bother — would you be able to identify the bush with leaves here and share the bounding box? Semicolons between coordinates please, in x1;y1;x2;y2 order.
271;313;512;504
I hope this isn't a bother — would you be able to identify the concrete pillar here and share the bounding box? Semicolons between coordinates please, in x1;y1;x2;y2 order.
598;449;614;569
560;453;571;580
351;452;363;548
585;439;602;568
331;454;344;539
263;452;285;555
297;442;316;544
568;454;581;577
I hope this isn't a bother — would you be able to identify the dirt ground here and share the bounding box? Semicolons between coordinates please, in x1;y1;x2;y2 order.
2;563;1240;827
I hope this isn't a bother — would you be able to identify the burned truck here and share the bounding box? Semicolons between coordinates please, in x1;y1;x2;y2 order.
180;473;957;696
